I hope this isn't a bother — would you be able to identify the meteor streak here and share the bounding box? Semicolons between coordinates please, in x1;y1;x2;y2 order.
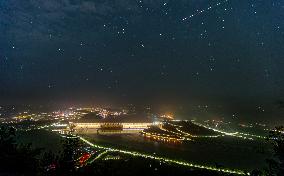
182;0;230;21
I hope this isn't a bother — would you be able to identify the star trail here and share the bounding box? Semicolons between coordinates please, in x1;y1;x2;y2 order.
182;0;230;22
0;0;284;123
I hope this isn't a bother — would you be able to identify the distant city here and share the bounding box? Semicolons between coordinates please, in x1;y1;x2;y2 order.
1;0;284;175
1;104;282;175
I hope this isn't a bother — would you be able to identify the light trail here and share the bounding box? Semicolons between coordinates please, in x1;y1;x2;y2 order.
175;127;223;138
88;150;109;164
158;125;193;141
164;121;223;138
182;0;230;22
238;132;266;139
192;122;247;140
191;121;267;140
78;136;248;175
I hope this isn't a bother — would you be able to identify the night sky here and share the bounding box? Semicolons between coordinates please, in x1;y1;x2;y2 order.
1;0;284;122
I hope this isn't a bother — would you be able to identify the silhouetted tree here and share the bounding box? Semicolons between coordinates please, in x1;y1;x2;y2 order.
57;134;80;175
41;150;59;174
251;169;265;176
251;126;284;175
267;126;284;175
0;126;42;175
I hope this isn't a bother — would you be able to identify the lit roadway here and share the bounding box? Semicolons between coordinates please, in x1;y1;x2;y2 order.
77;135;249;175
190;121;266;140
56;119;267;175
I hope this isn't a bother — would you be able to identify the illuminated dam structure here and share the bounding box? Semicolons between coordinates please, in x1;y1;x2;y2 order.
72;122;157;130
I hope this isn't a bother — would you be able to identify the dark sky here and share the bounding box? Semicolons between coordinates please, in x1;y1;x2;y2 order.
1;0;284;122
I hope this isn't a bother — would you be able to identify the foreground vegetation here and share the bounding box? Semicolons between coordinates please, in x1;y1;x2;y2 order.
0;125;283;175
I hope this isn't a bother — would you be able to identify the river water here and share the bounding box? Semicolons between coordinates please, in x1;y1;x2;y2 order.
78;129;273;171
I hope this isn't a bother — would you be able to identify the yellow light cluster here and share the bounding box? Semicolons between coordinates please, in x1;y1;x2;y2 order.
103;155;121;161
160;114;174;119
191;121;270;140
162;122;222;139
141;131;183;142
